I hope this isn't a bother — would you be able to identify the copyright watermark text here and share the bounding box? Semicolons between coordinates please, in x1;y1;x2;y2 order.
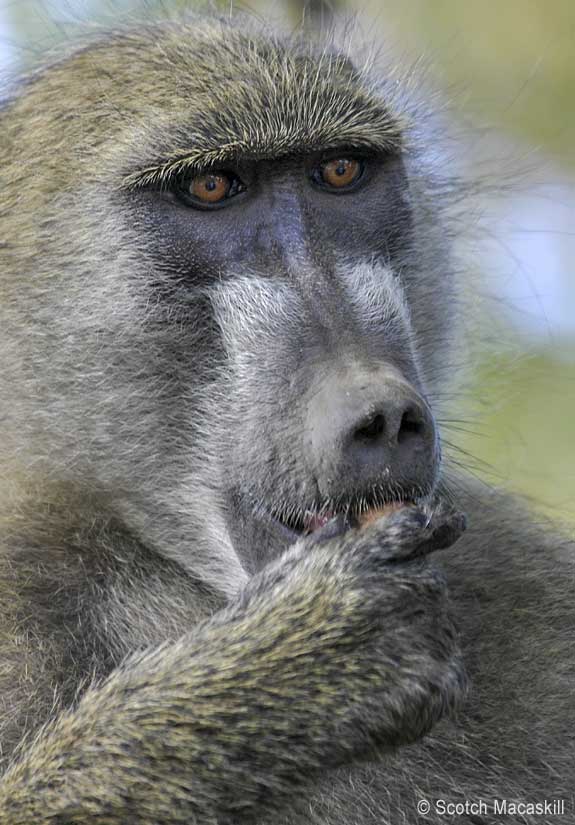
416;798;569;818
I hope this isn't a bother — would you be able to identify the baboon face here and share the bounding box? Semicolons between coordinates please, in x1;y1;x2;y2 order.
196;159;444;569
1;21;457;576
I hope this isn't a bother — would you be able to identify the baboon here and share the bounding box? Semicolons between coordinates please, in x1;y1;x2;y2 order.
0;11;573;825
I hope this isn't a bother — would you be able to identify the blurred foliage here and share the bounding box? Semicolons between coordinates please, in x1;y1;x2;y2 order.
457;352;575;524
368;0;575;168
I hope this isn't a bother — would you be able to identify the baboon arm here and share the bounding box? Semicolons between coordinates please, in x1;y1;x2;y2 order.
0;611;327;825
0;509;463;824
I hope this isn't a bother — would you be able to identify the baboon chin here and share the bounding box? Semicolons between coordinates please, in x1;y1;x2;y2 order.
0;12;572;825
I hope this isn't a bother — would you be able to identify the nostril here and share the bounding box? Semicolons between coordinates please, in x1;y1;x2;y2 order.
397;407;425;444
355;413;386;443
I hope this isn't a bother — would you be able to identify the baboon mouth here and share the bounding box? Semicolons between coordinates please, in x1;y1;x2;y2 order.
276;500;412;538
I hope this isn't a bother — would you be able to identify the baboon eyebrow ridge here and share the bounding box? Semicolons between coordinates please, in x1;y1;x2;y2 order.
122;71;403;189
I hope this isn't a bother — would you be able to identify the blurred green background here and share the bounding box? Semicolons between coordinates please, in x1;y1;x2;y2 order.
1;0;574;521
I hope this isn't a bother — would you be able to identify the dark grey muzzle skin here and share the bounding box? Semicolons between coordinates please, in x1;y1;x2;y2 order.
305;364;439;503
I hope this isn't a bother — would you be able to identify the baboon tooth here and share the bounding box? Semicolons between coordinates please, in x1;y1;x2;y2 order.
304;511;335;533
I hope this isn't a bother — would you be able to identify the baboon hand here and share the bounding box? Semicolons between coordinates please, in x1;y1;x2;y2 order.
231;505;467;767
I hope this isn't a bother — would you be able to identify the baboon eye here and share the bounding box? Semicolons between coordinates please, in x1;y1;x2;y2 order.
191;173;230;203
313;157;365;191
176;171;245;208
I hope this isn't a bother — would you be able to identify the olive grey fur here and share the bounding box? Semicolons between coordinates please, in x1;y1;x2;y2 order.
0;12;573;825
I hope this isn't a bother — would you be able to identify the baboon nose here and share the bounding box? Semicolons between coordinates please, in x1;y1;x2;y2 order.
352;398;428;450
307;372;439;499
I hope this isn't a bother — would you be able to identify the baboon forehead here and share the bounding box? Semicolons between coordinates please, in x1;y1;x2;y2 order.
130;22;403;185
6;18;404;187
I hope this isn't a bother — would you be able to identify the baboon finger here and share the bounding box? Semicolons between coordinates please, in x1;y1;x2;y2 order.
355;505;466;565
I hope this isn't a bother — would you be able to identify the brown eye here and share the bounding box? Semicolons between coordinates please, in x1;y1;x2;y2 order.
175;169;246;208
319;158;363;189
190;172;231;203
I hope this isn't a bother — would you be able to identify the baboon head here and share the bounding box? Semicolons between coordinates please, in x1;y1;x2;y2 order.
0;17;459;590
